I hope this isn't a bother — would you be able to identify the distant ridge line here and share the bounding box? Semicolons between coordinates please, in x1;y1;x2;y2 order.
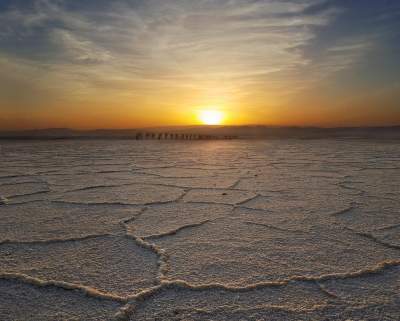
0;125;399;140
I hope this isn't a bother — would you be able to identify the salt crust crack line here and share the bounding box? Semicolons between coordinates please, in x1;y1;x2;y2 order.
0;181;42;187
0;233;114;246
374;223;400;232
330;205;356;217
120;207;172;285
0;272;127;303
315;281;344;301
235;193;261;205
124;302;333;320
143;220;212;240
51;198;184;206
114;259;400;321
335;182;366;196
58;182;190;194
179;192;261;206
343;226;400;251
228;178;242;189
7;189;50;199
3;199;51;206
243;221;305;234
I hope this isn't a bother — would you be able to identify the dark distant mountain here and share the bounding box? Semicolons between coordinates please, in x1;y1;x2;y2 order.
0;126;400;139
171;125;400;139
0;128;142;139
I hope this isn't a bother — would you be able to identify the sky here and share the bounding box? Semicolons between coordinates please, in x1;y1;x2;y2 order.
0;0;399;129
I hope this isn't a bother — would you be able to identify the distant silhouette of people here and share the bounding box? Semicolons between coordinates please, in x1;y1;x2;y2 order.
131;130;228;140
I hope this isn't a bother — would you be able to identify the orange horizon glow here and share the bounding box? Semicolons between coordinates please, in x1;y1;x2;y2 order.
2;79;400;130
2;105;400;131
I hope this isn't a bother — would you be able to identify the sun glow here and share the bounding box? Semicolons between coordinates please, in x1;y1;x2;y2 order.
198;110;224;125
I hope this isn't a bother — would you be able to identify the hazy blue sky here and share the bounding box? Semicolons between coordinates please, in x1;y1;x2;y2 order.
1;0;399;128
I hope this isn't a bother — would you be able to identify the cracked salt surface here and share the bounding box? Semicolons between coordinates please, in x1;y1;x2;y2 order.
0;139;399;320
0;234;159;297
57;184;184;205
0;279;123;321
0;202;143;242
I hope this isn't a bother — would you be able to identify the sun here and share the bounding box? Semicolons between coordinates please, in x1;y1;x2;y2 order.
198;110;224;125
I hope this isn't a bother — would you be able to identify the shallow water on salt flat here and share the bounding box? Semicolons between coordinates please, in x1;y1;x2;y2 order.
0;139;399;321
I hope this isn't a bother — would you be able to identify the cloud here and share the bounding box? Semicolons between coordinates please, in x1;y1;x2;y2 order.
51;29;112;64
0;0;386;115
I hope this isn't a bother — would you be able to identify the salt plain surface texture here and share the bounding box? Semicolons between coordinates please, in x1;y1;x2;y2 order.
0;139;399;321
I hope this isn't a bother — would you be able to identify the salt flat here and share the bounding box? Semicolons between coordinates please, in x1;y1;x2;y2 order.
0;139;399;321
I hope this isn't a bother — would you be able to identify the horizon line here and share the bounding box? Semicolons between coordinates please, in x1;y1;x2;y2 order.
1;124;400;133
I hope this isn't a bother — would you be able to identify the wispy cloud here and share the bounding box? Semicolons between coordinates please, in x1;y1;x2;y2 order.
0;1;341;96
51;29;112;64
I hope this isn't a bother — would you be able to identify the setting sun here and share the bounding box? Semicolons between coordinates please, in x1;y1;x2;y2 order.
198;110;224;125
